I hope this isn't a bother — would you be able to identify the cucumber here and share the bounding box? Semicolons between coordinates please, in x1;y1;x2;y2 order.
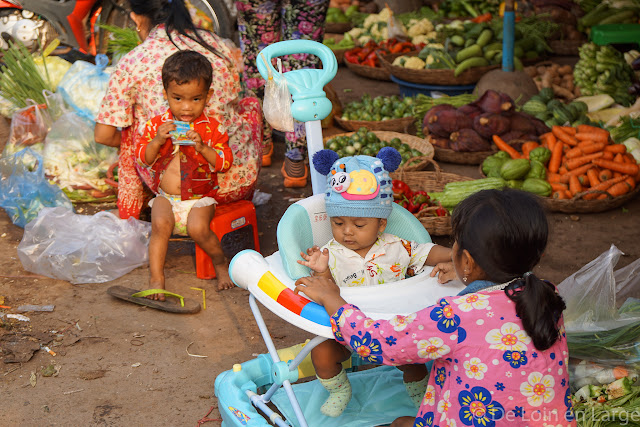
454;57;489;76
476;29;493;47
513;56;524;71
513;45;524;58
484;42;502;52
464;38;475;48
450;35;465;46
456;44;483;63
484;49;500;61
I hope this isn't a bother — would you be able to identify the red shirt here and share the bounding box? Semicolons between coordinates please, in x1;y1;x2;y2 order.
135;109;232;201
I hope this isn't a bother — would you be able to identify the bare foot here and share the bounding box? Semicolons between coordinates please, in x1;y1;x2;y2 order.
214;264;234;291
147;279;166;301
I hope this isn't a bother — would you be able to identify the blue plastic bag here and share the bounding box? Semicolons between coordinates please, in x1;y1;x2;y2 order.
0;148;73;227
57;54;112;122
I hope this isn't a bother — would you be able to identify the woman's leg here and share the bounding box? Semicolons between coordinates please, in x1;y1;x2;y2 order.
117;127;145;219
187;204;234;291
147;196;175;301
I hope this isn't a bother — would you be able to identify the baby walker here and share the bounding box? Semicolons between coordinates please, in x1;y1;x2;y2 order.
214;40;465;427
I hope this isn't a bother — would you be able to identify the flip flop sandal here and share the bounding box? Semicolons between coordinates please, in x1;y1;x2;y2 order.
107;286;201;314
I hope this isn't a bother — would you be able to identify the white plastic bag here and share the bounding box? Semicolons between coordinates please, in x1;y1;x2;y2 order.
2;100;52;157
262;55;294;132
18;207;151;284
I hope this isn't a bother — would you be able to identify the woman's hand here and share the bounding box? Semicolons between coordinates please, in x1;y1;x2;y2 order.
294;275;347;315
430;261;457;284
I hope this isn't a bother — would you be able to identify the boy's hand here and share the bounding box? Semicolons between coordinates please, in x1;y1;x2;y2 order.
187;130;205;151
297;246;330;274
430;261;456;284
155;121;176;143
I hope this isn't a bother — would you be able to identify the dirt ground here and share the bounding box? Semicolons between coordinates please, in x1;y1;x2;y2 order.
1;65;640;427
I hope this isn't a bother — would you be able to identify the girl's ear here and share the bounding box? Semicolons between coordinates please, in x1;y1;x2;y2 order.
462;249;487;281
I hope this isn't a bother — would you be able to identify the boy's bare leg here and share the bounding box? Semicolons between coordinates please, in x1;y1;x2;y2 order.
187;205;234;291
311;340;352;379
148;197;175;301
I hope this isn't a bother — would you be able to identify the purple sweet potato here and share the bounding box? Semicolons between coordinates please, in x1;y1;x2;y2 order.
449;129;491;152
531;117;551;135
472;113;511;139
457;104;483;119
423;104;456;136
498;130;526;142
425;106;473;138
426;134;451;149
507;112;537;135
472;90;515;114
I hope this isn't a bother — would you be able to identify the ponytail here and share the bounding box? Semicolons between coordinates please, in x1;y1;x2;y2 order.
505;273;567;351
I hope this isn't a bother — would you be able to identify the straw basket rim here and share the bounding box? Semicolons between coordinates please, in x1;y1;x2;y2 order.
323;130;434;171
391;158;474;235
344;58;391;81
378;50;499;86
433;145;496;165
334;115;416;133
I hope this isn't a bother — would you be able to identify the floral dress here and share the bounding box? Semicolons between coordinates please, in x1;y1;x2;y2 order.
331;284;577;427
96;25;262;219
235;0;330;153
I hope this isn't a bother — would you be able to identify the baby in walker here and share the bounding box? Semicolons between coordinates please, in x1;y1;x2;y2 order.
297;147;453;417
136;50;234;295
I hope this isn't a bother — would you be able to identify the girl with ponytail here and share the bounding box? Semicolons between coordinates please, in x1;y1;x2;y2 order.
295;189;576;427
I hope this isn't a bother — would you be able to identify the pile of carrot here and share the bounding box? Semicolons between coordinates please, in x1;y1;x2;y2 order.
494;124;640;200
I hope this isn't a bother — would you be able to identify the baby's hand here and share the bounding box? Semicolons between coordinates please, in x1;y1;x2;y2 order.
297;246;329;274
156;121;176;142
430;261;456;284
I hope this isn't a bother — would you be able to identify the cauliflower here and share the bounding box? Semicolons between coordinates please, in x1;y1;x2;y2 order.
363;13;383;30
427;43;444;49
407;18;434;38
404;56;426;70
358;35;373;45
392;56;407;66
425;55;435;66
411;35;431;45
377;7;392;21
346;27;364;39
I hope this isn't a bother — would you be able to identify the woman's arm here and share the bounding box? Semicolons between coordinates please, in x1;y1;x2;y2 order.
94;123;121;147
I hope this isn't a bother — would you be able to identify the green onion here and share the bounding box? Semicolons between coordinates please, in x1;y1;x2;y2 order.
0;41;52;107
97;23;140;57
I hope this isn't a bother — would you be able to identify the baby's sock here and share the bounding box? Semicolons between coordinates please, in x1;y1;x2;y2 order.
318;369;352;417
405;374;430;408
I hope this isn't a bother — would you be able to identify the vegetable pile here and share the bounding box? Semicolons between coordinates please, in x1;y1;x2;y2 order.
524;62;579;101
324;127;425;165
572;375;640;426
522;87;593;129
391;179;448;216
483;124;640;200
574;43;636;107
340;94;414;121
344;39;421;68
323;33;356;51
423;90;550;151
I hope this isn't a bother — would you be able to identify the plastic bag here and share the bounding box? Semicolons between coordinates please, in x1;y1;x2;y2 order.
558;244;640;367
2;100;52;157
262;55;294;132
57;54;113;122
43;112;118;202
43;89;72;122
386;9;408;40
0;148;73;227
18;207;151;284
34;55;72;91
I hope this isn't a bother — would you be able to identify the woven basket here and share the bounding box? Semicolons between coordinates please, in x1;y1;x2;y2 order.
542;184;640;213
345;58;391;81
379;51;499;86
391;159;473;235
323;130;434;171
332;48;348;64
433;145;496;165
334;115;416;133
325;22;352;34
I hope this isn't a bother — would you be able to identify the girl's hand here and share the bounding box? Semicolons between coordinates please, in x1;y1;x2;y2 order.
297;246;329;274
430;261;457;284
156;121;176;142
294;275;346;314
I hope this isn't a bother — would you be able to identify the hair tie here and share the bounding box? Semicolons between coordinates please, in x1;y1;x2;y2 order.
523;271;533;278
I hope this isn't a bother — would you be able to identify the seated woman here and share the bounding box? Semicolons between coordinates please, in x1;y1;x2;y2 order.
94;0;262;219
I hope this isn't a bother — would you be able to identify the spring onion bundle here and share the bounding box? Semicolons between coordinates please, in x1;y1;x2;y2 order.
98;24;140;57
0;41;52;107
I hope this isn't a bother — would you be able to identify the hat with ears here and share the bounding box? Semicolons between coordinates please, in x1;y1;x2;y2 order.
312;146;402;219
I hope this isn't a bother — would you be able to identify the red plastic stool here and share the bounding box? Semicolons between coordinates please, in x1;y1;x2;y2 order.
195;200;260;279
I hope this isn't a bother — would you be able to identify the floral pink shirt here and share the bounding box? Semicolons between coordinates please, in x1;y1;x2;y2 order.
331;289;577;426
95;25;260;203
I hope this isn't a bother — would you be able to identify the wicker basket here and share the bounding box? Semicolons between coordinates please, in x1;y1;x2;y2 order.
542;185;640;213
332;48;348;64
323;130;434;171
379;51;499;86
391;159;473;235
325;22;352;34
433;146;496;165
334;115;416;133
344;59;391;81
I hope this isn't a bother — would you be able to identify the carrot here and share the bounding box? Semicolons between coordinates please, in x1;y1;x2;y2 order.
564;142;606;159
539;132;556;150
624;153;635;163
560;126;577;135
577;124;610;138
548;139;564;173
599;169;612;181
565;190;573;199
592;159;640;175
602;151;615;160
625;175;636;190
559;165;568;175
597;193;609;200
564;152;604;170
522;141;539;159
582;175;628;200
607;181;632;197
578;174;589;186
613;366;630;380
587;168;601;187
566;163;594;178
604;144;626;154
613;153;625;163
614;171;623;179
547;172;570;184
492;135;521;159
577;139;596;149
551;182;568;192
552;190;568;199
552;126;578;146
575;132;609;144
569;175;583;196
